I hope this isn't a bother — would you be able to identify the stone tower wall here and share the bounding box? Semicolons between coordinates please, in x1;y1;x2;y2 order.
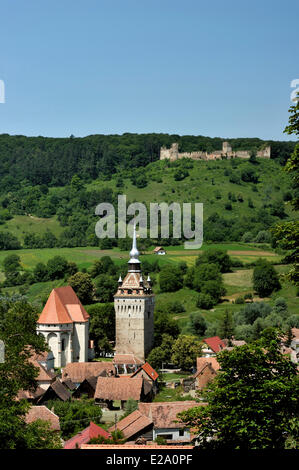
114;295;154;361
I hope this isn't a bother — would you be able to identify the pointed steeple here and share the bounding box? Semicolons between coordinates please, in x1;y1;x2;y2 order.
128;223;141;272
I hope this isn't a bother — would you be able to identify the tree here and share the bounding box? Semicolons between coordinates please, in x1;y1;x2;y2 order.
188;312;207;337
218;310;234;342
154;312;180;347
68;272;94;304
47;256;69;280
3;254;21;272
192;263;221;292
201;280;226;304
196;293;214;309
253;259;281;297
147;334;174;369
177;330;299;449
94;274;116;303
271;97;299;285
171;335;202;370
33;262;50;283
0;298;59;448
48;399;102;440
196;248;231;273
159;266;183;293
88;303;115;354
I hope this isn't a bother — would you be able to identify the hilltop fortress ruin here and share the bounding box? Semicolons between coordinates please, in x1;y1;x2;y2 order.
160;141;271;161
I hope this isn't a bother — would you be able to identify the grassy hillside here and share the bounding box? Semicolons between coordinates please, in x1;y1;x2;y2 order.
1;157;295;248
88;157;294;219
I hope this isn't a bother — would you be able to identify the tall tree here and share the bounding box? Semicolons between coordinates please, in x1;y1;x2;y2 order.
177;330;299;449
0;298;60;448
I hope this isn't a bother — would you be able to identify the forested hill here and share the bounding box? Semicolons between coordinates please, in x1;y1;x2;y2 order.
0;133;296;191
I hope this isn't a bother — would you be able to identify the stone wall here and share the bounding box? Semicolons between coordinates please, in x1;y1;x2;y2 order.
160;141;271;161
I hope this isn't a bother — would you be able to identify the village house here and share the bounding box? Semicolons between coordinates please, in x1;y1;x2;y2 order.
61;361;115;387
17;386;45;404
25;405;60;433
110;401;204;444
94;376;153;409
193;357;220;391
64;421;111;449
72;376;98;399
113;354;144;375
37;378;71;404
202;336;226;357
130;362;159;394
108;409;153;442
153;246;166;255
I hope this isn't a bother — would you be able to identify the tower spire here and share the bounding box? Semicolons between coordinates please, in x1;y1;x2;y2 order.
128;223;141;272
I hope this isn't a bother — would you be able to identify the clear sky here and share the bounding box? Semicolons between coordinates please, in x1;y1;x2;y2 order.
0;0;298;140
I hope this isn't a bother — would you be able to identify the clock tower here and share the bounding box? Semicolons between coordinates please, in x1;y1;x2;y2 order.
114;226;154;361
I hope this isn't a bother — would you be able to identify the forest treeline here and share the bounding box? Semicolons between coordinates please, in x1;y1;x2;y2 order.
0;132;295;191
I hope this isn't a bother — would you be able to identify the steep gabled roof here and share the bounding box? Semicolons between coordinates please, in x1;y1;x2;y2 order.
25;406;60;431
29;358;56;382
131;362;159;381
108;410;152;439
196;357;220;373
38;378;71;402
64;422;111;449
203;336;226;353
37;286;89;325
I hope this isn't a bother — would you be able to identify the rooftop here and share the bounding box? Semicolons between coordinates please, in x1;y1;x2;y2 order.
64;422;111;449
108;409;152;439
25;406;60;431
37;286;89;325
94;376;144;401
62;362;115;383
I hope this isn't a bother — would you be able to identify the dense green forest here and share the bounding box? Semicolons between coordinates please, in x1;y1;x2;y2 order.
0;133;297;250
0;133;295;190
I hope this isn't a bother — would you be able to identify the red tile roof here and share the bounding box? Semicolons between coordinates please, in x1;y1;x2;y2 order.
203;336;226;353
62;362;115;383
64;422;111;449
113;354;144;365
37;286;89;325
196;357;220;372
131;362;159;381
29;358;56;382
108;410;153;439
25;406;60;431
138;401;203;429
94;376;144;401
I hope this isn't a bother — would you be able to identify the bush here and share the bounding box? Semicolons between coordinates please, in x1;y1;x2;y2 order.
196;293;214;309
159;266;183;293
253;260;281;297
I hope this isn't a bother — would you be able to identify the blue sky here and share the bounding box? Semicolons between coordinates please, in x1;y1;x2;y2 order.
0;0;298;140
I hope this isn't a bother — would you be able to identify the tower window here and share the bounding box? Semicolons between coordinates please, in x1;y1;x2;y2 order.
61;339;65;351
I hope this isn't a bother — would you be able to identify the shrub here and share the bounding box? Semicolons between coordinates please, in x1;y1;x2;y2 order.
253;260;281;297
196;293;214;309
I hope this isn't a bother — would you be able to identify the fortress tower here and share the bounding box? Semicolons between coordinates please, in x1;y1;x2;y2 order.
114;226;155;362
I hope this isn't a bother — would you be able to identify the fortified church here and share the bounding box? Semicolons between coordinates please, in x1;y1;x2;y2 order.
36;226;155;369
